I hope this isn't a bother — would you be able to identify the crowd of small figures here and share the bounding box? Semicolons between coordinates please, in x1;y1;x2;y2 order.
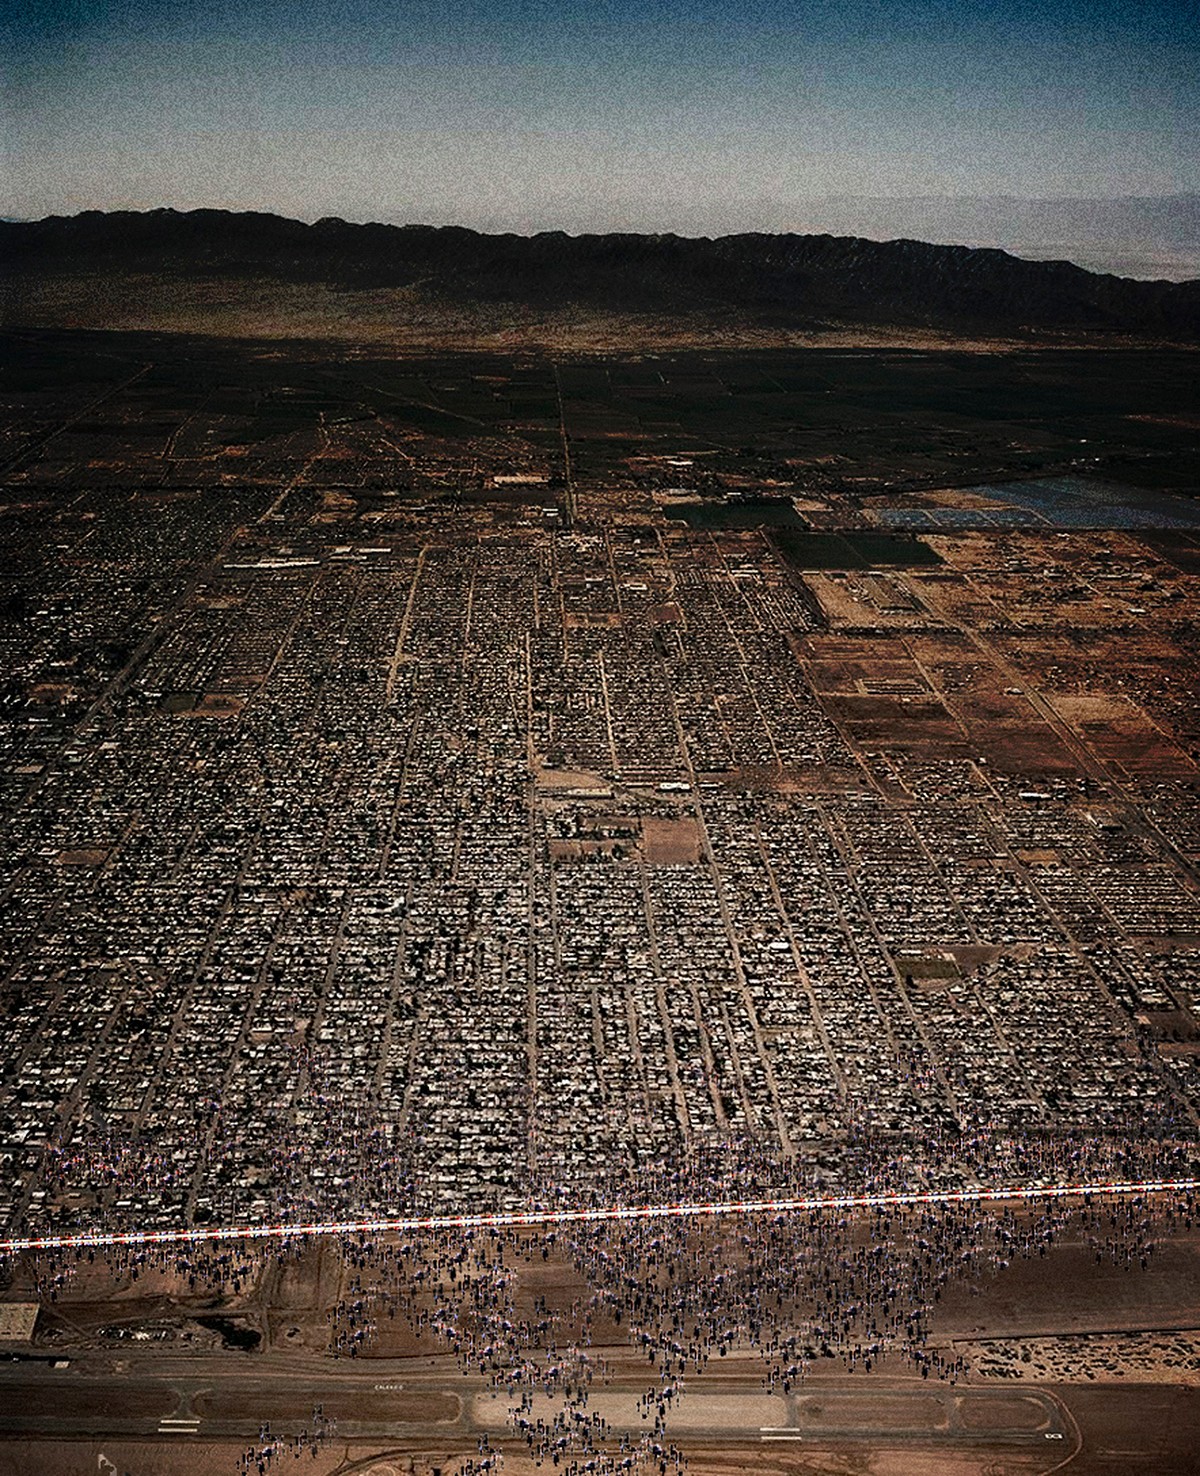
236;1410;339;1473
10;1129;1199;1476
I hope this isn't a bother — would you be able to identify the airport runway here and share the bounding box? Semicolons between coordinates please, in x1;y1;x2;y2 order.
0;1351;1070;1449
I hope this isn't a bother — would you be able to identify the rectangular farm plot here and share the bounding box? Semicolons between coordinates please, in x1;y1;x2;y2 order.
1047;693;1197;778
802;571;931;628
796;638;967;750
820;692;967;749
904;568;1005;625
795;631;1080;768
773;529;943;570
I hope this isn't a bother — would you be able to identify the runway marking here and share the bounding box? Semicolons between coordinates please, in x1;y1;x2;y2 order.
1;1177;1195;1255
158;1417;200;1434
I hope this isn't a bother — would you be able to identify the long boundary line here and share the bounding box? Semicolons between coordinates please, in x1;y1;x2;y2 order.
2;1178;1196;1256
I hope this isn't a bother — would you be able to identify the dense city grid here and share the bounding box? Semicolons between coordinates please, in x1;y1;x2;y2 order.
3;338;1200;1474
2;342;1200;1246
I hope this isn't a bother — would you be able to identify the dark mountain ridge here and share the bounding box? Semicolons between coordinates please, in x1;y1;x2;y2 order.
4;208;1199;339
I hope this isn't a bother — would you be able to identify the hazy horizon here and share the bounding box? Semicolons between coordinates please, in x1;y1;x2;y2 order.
5;12;1197;201
4;2;1198;279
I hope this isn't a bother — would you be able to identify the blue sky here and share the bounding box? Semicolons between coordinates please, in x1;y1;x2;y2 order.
3;0;1198;229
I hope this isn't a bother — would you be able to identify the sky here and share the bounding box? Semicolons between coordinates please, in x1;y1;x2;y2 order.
3;0;1198;237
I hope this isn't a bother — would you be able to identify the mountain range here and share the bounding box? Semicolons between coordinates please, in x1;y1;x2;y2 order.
3;209;1198;345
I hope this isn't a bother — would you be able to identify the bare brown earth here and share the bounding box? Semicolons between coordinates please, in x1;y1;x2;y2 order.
0;273;1141;355
4;1231;1200;1475
790;542;1200;780
932;1239;1200;1343
641;816;704;864
793;629;1080;772
1048;1384;1200;1474
0;1385;178;1422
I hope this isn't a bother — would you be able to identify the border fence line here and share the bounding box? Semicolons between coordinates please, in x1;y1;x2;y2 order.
2;1177;1196;1256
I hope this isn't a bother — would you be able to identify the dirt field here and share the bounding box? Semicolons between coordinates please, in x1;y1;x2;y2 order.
961;1329;1200;1385
1052;1383;1200;1474
792;630;1080;771
641;815;703;864
933;1237;1200;1342
1044;693;1194;777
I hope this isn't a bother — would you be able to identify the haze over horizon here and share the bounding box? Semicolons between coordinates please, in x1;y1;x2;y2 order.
3;1;1198;278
